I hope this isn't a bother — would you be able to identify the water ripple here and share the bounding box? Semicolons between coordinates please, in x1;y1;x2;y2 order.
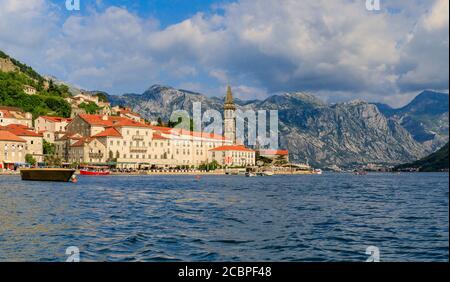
0;173;448;261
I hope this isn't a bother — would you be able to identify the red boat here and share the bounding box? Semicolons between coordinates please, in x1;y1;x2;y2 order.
80;170;110;176
79;166;111;176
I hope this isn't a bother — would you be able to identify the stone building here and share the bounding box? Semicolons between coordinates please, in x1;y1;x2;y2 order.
23;85;37;95
0;130;26;169
0;124;43;163
35;116;72;142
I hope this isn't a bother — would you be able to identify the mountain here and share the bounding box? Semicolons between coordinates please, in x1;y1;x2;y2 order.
107;85;427;168
395;142;449;172
374;91;449;151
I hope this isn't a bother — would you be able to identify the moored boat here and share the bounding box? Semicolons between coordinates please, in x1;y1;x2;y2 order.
79;165;111;176
20;168;76;182
80;170;110;176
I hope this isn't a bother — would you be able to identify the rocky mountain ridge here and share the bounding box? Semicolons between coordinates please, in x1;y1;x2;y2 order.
106;85;443;167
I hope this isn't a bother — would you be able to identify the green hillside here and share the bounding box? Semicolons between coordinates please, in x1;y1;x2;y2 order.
0;50;72;118
395;142;449;172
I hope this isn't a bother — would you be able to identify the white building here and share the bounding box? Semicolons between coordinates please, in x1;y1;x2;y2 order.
209;145;256;167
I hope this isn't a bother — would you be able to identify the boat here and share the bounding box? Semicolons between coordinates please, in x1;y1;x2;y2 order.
20;168;76;182
313;169;323;175
245;172;256;177
79;166;110;176
354;170;368;175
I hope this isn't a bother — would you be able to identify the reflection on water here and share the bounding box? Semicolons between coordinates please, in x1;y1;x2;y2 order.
0;173;448;262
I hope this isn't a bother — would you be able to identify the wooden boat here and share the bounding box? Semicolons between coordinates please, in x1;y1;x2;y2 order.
20;168;76;182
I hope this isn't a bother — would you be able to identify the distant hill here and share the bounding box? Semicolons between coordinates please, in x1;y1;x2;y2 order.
395;142;449;172
374;90;449;152
0;50;72;118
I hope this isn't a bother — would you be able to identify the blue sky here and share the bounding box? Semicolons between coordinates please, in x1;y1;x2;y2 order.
0;0;448;106
58;0;233;27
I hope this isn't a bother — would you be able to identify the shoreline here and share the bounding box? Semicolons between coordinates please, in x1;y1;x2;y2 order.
1;170;448;176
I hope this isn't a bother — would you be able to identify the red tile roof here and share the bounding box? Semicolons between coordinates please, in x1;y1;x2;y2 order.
70;137;95;147
78;114;149;128
210;145;254;152
40;116;72;123
70;139;85;147
92;127;122;138
0;130;26;142
57;133;83;141
258;149;289;156
0;125;43;137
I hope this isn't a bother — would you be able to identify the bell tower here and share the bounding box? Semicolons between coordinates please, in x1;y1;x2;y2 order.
224;85;236;143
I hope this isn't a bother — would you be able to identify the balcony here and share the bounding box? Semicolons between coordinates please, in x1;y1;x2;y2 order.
89;153;104;159
130;146;147;153
132;135;144;141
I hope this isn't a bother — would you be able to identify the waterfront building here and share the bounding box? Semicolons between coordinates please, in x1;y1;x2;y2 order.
0;130;26;169
0;106;33;128
34;116;72;142
0;124;43;162
61;114;234;168
208;145;256;167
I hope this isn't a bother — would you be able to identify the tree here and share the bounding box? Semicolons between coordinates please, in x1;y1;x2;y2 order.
43;140;56;155
44;155;62;167
199;160;220;171
25;154;36;165
95;92;108;102
79;102;100;114
157;117;163;126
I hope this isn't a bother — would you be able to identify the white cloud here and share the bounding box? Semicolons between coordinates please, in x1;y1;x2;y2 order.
423;0;449;31
0;0;448;106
